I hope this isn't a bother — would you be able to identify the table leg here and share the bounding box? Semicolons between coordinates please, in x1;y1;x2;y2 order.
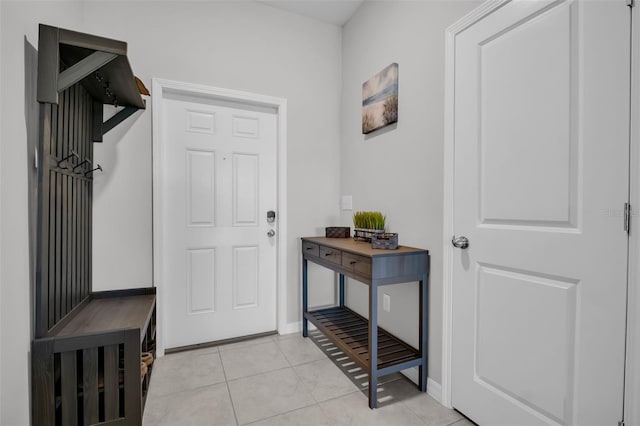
302;258;308;337
339;274;345;307
419;272;428;392
368;280;378;408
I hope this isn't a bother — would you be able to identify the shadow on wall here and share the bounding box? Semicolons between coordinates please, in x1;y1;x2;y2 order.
364;122;397;141
92;105;145;200
24;37;38;341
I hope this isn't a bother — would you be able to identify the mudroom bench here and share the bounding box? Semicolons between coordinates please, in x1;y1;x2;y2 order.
32;288;156;426
30;24;152;425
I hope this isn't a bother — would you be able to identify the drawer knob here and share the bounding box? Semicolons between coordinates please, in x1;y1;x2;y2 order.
306;247;313;250
325;252;333;256
350;261;356;265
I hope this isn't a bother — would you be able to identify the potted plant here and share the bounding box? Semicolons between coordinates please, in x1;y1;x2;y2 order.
353;211;386;242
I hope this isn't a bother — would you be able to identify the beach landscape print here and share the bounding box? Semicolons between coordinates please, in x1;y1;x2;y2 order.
362;63;398;134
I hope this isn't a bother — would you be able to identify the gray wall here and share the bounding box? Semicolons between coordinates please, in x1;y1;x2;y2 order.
339;0;480;386
84;2;344;325
0;2;342;423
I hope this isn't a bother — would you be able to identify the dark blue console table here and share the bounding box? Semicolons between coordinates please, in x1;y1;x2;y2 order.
301;236;429;408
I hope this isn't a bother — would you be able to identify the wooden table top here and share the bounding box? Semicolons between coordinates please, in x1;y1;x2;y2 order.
302;236;428;257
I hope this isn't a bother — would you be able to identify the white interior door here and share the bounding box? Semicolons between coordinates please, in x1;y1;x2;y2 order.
161;91;278;349
451;1;629;425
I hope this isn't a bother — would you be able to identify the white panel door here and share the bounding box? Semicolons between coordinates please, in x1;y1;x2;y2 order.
161;92;278;349
451;1;629;425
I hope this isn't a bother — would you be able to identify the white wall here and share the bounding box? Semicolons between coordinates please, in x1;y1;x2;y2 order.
627;5;640;425
82;1;343;323
0;2;84;424
1;1;341;422
0;0;4;419
340;0;480;387
1;0;4;419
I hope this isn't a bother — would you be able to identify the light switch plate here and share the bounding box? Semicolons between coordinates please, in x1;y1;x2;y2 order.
341;195;353;210
383;294;391;312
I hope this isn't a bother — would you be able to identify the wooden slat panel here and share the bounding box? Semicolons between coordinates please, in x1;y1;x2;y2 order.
104;344;120;421
71;85;79;307
83;89;91;301
325;318;365;329
83;347;99;425
123;329;143;424
57;89;65;158
78;89;84;304
305;307;421;375
314;310;351;319
53;91;64;326
47;98;59;331
36;103;52;337
88;107;93;297
60;350;78;425
71;176;77;307
82;179;88;299
59;172;67;320
66;85;74;316
31;340;55;426
334;328;370;340
48;171;56;330
78;95;85;307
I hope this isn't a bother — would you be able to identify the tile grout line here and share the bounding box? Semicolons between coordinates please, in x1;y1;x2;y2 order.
226;364;293;384
287;340;362;416
237;339;318;425
144;352;228;399
219;350;241;426
242;403;323;426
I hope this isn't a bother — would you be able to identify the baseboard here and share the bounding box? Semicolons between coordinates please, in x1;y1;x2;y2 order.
278;320;316;335
401;367;442;403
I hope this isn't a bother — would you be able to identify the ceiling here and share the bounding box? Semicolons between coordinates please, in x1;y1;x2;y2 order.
259;0;365;26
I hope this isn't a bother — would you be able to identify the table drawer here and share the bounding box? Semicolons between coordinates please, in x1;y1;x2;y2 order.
302;241;319;257
342;252;371;278
319;245;341;265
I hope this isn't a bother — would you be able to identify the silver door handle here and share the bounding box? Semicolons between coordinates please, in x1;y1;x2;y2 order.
452;235;469;249
267;229;276;237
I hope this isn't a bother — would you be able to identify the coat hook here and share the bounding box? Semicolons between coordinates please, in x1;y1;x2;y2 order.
85;164;103;177
57;150;79;168
73;158;91;172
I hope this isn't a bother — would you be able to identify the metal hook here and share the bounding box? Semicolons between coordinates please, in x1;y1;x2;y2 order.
85;164;103;177
73;158;91;172
57;150;79;168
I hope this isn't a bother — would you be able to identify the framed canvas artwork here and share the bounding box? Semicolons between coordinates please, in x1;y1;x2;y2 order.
362;63;398;134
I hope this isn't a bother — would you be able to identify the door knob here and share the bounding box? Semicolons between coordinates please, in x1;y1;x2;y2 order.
452;235;469;249
267;229;276;237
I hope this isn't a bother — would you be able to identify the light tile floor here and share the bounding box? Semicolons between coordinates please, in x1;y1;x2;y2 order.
143;331;476;426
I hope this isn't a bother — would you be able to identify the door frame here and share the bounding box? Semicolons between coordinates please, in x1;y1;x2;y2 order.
627;3;639;425
151;78;288;356
442;0;638;416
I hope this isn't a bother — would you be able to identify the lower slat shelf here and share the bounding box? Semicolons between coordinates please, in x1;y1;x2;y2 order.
304;306;421;371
